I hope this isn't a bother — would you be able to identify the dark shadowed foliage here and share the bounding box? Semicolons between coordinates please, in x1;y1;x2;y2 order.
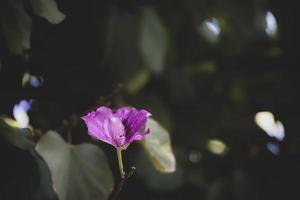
1;0;300;200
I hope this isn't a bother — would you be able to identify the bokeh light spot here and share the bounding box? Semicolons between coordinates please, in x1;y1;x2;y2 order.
189;150;202;163
198;17;221;44
22;72;44;88
266;142;280;155
265;11;278;37
207;139;227;155
255;111;285;141
13;104;29;128
12;99;31;128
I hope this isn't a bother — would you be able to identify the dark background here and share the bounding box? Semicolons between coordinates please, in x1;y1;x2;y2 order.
1;0;300;199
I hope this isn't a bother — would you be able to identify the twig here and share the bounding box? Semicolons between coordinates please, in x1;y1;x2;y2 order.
108;166;136;200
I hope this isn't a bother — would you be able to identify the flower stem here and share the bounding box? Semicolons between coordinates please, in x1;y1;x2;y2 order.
108;166;136;200
117;148;125;178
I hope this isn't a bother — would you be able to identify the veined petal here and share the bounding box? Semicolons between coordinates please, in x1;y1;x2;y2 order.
81;113;100;139
125;108;151;137
103;117;126;147
127;134;144;143
114;107;130;121
127;128;151;143
81;106;112;124
81;106;114;145
82;106;151;148
95;106;113;122
80;115;113;146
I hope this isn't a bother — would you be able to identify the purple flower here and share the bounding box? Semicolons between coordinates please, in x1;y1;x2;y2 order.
81;106;151;148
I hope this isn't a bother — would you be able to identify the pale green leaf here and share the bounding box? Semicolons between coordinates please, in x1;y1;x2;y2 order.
36;131;114;200
141;118;176;173
31;0;66;24
140;7;169;74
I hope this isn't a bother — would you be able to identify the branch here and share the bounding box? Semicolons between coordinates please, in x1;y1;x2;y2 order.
108;166;136;200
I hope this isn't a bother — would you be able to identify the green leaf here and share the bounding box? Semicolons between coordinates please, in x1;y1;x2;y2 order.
0;117;56;199
140;7;169;74
0;117;34;149
31;150;59;200
141;118;176;173
0;0;32;54
36;131;114;200
30;0;66;24
104;11;143;86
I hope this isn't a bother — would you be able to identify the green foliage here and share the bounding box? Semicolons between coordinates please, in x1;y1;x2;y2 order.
0;0;65;55
140;7;169;74
0;0;31;55
0;0;296;199
0;114;175;199
32;150;59;200
36;131;114;200
0;117;34;149
30;0;66;24
104;11;141;81
141;118;176;173
0;118;57;200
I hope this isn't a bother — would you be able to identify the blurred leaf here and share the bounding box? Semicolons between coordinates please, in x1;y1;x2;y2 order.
0;0;32;54
0;117;56;199
196;61;217;74
0;117;34;149
135;151;183;190
104;11;143;85
31;150;59;200
125;68;151;94
30;0;66;24
141;118;176;173
140;7;169;74
36;131;114;200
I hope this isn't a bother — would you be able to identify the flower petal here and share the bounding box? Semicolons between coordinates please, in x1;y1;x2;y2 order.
95;106;113;122
124;108;151;138
114;107;130;121
81;115;111;144
103;117;126;147
81;106;115;145
127;128;151;143
82;106;151;148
